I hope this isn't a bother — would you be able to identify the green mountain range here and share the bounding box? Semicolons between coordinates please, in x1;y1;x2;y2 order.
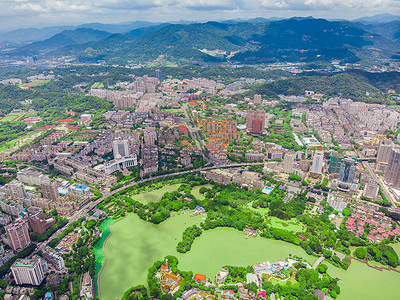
13;28;112;55
6;18;400;65
361;21;400;43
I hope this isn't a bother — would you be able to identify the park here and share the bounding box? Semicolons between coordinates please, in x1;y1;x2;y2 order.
94;185;400;300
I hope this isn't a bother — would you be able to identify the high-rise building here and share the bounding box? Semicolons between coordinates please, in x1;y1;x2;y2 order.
254;94;262;104
155;69;162;83
377;139;393;164
11;258;45;286
328;152;344;174
282;153;295;174
311;146;324;174
384;147;400;188
246;110;266;135
113;139;130;158
203;120;219;133
144;127;157;147
5;219;31;251
6;180;26;200
40;180;59;200
338;158;356;189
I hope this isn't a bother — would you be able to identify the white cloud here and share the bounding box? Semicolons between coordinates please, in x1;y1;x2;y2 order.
0;0;398;30
95;0;162;10
303;0;391;9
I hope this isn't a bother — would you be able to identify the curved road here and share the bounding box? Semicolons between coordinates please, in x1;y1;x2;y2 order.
54;162;266;235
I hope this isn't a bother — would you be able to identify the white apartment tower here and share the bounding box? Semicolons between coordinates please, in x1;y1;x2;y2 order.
11;258;44;285
7;180;26;200
311;146;324;174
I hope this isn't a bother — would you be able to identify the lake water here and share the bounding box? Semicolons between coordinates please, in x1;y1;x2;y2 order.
98;212;316;300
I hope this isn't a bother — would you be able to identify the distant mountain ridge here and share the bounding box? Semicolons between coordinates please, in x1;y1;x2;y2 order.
354;13;400;24
3;17;400;65
360;21;400;43
46;18;399;64
1;13;399;43
12;28;112;55
0;21;161;43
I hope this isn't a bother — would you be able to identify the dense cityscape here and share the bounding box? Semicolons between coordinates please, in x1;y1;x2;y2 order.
0;9;399;300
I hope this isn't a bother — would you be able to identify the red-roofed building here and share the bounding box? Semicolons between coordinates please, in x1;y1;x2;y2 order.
346;225;356;232
160;265;168;272
377;227;386;233
346;218;355;225
258;290;266;298
194;274;206;284
370;229;379;235
58;118;75;124
66;124;79;130
392;228;400;236
358;221;365;226
367;235;377;243
382;233;390;239
35;124;56;131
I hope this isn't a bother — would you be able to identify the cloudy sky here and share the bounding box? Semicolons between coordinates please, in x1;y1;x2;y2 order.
0;0;399;30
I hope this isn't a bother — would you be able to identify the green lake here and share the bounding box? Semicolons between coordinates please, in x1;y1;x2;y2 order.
98;212;316;300
96;186;400;300
327;259;400;300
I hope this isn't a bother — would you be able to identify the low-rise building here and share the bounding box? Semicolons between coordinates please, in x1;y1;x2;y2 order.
42;246;65;270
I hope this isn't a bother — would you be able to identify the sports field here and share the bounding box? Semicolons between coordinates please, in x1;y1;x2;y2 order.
19;80;49;88
0;114;22;122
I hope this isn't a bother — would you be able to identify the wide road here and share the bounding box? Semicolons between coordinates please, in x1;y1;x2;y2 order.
363;161;398;206
182;103;222;166
46;161;266;246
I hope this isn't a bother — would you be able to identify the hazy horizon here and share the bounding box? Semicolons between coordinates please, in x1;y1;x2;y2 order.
0;0;399;31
